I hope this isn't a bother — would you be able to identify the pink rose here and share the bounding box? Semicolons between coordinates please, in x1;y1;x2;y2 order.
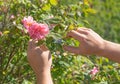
90;67;99;75
22;16;36;29
28;23;49;40
22;16;49;40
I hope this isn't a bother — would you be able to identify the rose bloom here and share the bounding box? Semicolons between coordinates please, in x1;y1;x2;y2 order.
90;67;99;75
22;16;36;29
28;23;49;40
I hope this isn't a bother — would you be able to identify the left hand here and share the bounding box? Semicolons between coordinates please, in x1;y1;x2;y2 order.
27;39;52;75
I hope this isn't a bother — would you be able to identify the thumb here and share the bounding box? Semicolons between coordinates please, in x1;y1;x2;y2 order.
40;44;49;51
63;45;80;54
28;39;38;50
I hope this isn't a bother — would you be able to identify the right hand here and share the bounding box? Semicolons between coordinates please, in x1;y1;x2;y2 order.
63;28;105;55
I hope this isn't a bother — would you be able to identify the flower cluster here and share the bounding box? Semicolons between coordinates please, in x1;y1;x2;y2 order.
22;16;49;40
10;15;15;19
90;66;99;75
0;31;2;36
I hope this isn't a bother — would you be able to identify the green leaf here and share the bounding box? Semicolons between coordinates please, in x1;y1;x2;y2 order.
50;0;58;6
42;4;51;11
17;24;23;30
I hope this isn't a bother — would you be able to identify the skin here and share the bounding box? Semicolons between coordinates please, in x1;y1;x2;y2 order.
63;27;120;63
27;27;120;84
27;39;53;84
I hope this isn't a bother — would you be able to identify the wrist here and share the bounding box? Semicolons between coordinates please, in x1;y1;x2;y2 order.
96;39;107;56
35;68;51;77
36;70;52;84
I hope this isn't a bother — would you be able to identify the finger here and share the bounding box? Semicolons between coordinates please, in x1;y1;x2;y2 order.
76;28;89;35
40;44;49;51
34;47;42;54
63;45;80;54
28;39;38;49
67;30;86;41
78;27;90;30
79;27;93;32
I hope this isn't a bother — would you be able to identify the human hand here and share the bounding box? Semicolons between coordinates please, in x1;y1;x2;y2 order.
27;39;52;76
63;28;105;55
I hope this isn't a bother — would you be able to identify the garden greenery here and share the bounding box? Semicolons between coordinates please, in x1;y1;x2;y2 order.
0;0;120;84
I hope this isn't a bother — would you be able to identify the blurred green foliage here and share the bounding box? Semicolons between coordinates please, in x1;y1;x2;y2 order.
86;0;120;42
0;0;120;84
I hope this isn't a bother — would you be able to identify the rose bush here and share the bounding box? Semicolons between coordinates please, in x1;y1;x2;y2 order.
0;0;120;84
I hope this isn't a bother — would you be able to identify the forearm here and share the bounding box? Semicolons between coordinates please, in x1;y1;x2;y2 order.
98;40;120;63
36;70;53;84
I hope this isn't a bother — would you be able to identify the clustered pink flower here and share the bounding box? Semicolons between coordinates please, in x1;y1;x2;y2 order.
29;23;49;40
90;66;99;75
22;16;49;40
22;16;36;29
10;15;15;19
0;31;2;36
